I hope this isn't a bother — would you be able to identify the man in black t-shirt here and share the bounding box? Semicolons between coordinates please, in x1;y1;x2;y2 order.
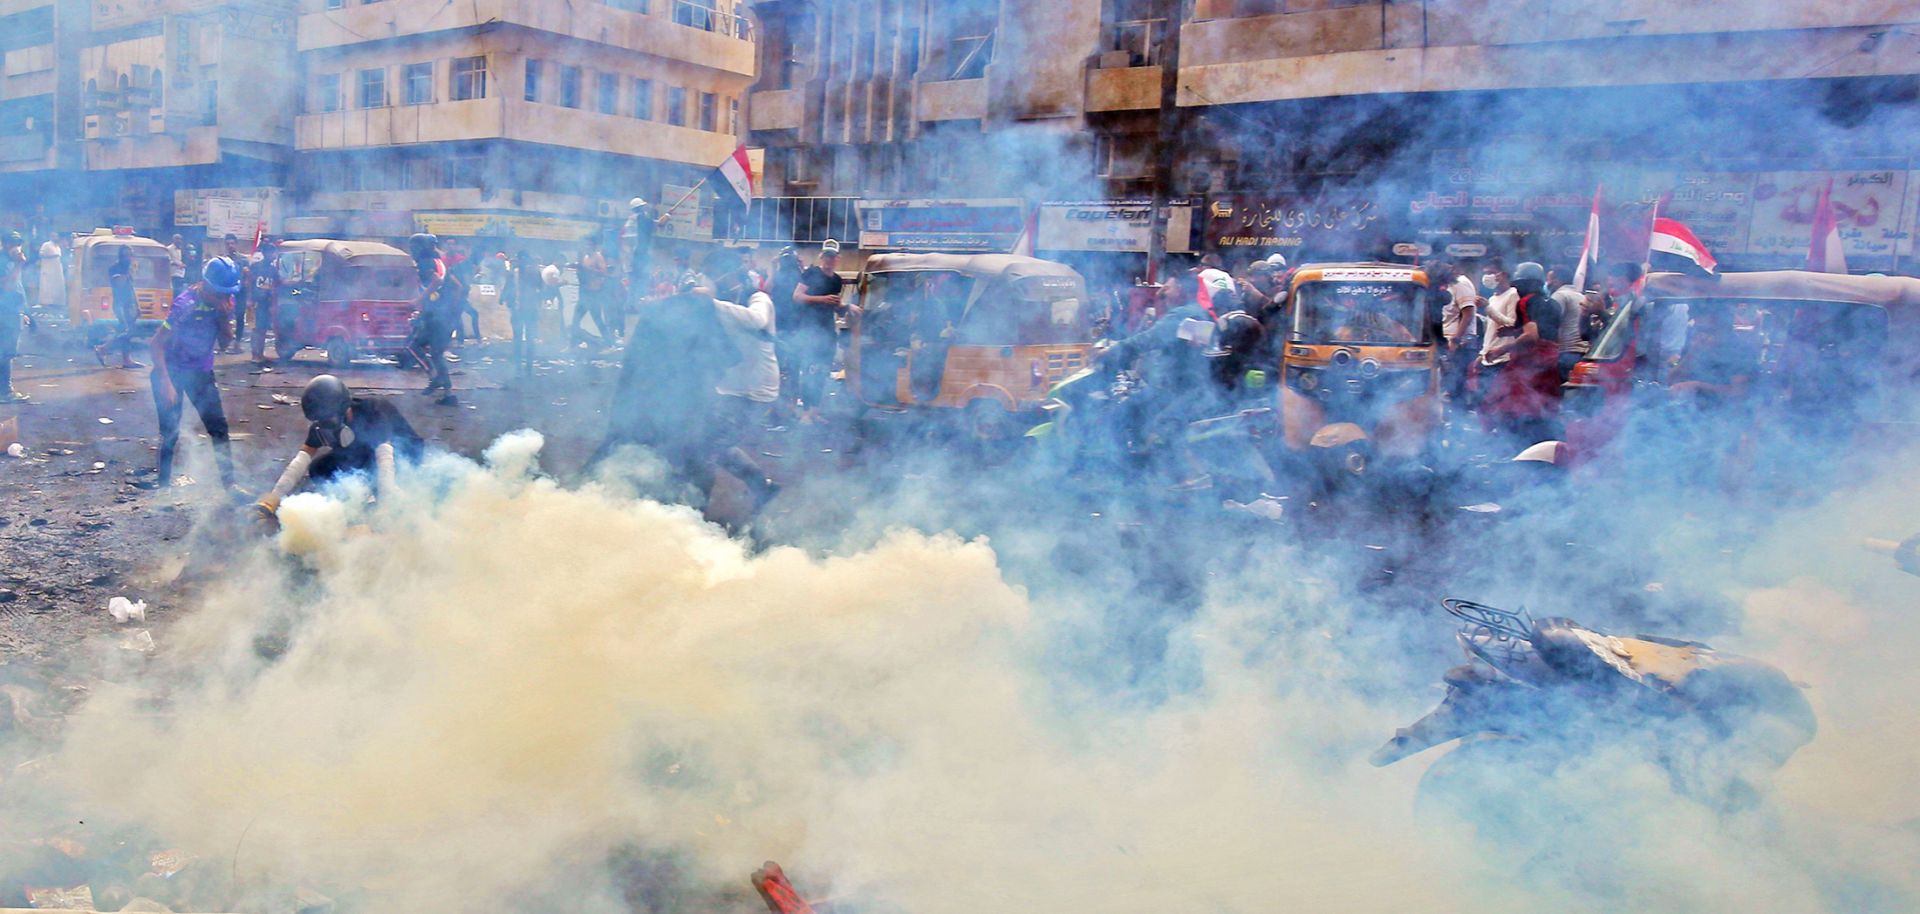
254;375;426;518
249;238;281;366
789;239;845;420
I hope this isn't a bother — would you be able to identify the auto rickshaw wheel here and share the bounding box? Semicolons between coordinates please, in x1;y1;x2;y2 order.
325;337;353;368
964;399;1018;442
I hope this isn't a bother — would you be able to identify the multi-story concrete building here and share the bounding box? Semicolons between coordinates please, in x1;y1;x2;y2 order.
292;0;756;247
0;0;298;231
0;0;756;254
747;0;1920;274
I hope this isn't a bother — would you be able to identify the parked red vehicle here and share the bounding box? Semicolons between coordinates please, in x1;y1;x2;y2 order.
271;239;418;367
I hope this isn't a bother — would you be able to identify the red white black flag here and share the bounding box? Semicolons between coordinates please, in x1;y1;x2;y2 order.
1648;217;1718;277
715;144;756;208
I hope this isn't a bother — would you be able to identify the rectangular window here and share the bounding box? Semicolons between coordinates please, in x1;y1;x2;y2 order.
666;86;685;126
728;96;739;135
403;62;433;105
524;59;542;102
451;55;486;101
325;0;343;8
698;91;715;131
631;78;653;119
595;72;618;115
316;73;340;113
357;68;386;108
558;65;581;108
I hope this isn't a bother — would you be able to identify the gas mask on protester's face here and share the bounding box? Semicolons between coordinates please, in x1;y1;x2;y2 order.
1481;273;1502;292
314;420;355;450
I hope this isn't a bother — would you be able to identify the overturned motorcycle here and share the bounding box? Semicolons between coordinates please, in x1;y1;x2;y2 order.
1374;599;1815;814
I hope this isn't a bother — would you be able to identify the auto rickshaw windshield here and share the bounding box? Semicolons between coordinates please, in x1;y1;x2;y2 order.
1292;281;1428;344
959;274;1089;345
84;246;170;286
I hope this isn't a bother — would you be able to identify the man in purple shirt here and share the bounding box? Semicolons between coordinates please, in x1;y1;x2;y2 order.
146;256;243;491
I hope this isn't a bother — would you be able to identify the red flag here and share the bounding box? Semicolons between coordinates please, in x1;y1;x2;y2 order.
1648;217;1718;277
1806;178;1849;274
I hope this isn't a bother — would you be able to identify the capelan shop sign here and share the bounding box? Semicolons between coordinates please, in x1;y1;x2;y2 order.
1037;201;1195;253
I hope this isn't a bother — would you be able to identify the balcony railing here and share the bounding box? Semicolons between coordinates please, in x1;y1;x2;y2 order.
669;0;754;41
739;196;860;245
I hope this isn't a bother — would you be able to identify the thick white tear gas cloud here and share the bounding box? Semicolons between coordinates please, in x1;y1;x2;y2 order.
36;431;1920;913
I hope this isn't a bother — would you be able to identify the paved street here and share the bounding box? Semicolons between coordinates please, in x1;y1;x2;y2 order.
0;326;622;663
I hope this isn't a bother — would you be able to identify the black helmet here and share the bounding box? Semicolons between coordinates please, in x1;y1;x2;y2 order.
407;232;439;259
301;374;351;424
1206;310;1266;359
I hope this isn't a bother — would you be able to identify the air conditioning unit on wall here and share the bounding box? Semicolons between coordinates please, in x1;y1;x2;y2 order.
83;114;102;139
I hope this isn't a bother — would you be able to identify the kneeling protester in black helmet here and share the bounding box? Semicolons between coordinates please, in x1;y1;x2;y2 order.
254;374;428;518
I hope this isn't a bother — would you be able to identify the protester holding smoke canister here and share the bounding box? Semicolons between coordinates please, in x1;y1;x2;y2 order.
254;374;426;520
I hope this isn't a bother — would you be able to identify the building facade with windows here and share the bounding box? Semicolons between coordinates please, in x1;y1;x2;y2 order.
292;0;756;248
747;0;1920;274
0;0;299;233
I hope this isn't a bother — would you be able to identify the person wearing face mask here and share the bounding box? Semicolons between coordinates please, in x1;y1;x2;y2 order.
1474;263;1518;368
253;374;426;520
1477;261;1564;450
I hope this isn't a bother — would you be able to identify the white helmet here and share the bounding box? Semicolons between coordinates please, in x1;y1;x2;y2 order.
629;197;648;209
1265;252;1288;268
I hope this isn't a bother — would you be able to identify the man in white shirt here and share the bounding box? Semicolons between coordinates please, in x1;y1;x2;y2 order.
1476;263;1519;367
703;265;781;518
166;234;188;298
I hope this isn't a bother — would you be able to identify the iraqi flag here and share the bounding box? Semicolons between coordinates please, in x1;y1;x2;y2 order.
1648;217;1718;277
1806;177;1849;274
714;144;756;208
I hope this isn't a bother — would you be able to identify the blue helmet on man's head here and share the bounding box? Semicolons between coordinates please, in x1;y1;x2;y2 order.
202;255;243;294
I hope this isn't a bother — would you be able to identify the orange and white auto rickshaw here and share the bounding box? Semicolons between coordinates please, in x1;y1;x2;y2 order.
847;253;1098;439
66;228;173;346
1277;262;1441;477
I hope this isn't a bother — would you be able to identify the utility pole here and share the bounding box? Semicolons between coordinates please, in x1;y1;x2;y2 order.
1145;0;1183;282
